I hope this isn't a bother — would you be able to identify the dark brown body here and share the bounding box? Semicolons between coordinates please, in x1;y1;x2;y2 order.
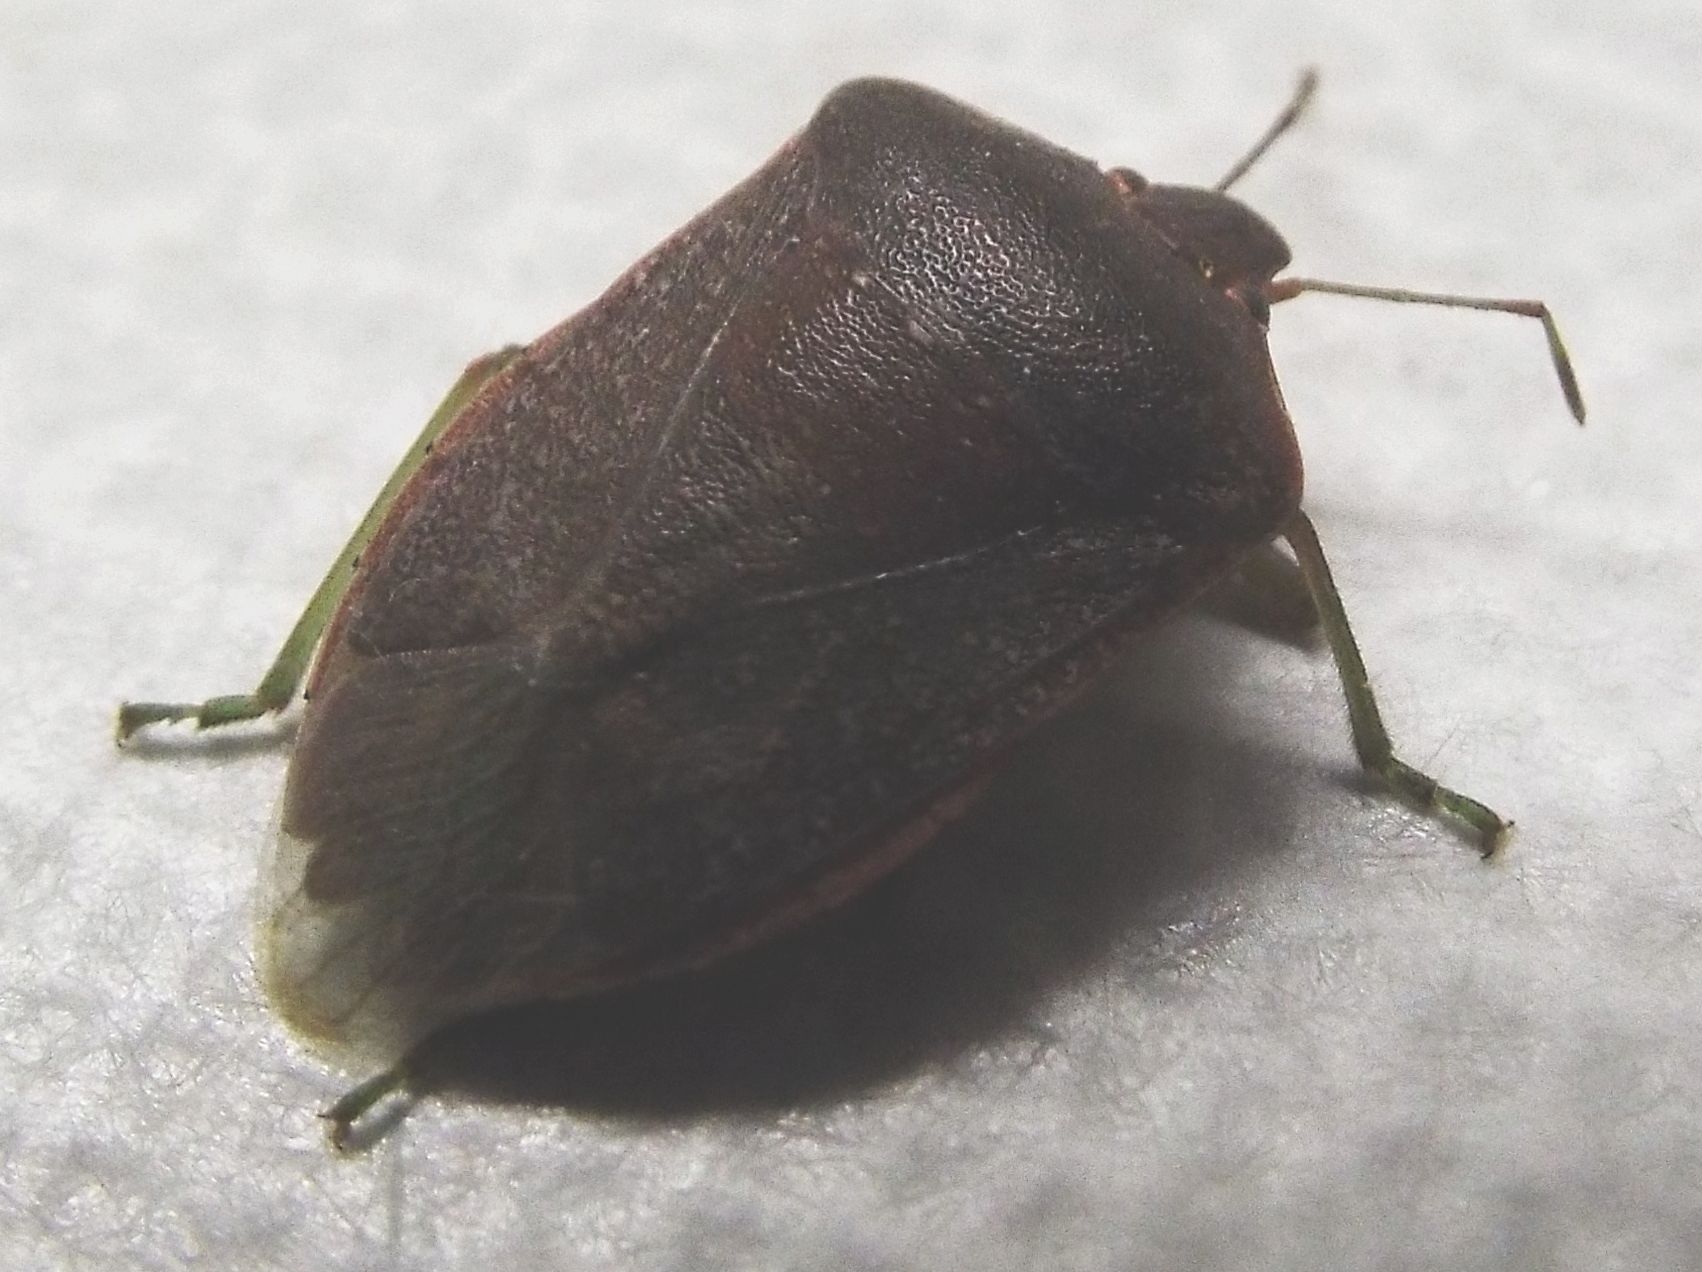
264;79;1303;1061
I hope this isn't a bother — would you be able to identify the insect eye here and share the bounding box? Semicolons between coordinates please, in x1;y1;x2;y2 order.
1107;166;1149;197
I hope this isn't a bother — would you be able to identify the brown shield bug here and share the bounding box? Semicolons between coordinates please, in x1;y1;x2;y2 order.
117;71;1583;1148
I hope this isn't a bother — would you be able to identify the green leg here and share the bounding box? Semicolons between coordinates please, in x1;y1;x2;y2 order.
1284;510;1509;856
116;345;526;743
320;1060;412;1153
1202;541;1321;646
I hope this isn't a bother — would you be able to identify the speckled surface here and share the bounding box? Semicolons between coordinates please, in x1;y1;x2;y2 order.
3;2;1699;1269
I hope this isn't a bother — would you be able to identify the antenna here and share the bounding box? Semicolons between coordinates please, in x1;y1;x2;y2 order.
1266;277;1587;423
1214;68;1320;193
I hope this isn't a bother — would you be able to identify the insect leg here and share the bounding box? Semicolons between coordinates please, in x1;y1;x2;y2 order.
1200;540;1320;647
321;1060;412;1153
1283;509;1509;855
116;345;526;742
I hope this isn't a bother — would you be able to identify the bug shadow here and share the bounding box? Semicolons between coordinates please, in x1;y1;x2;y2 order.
404;615;1308;1126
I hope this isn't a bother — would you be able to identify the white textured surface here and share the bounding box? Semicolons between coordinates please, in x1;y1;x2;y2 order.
4;1;1700;1269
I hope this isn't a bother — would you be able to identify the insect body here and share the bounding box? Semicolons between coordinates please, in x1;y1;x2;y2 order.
118;74;1581;1147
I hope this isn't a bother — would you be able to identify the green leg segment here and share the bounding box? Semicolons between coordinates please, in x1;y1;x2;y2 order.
116;345;526;743
1203;540;1321;646
1284;510;1510;855
321;1061;413;1153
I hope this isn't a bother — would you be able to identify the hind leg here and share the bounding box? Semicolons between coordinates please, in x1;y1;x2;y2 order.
117;346;524;742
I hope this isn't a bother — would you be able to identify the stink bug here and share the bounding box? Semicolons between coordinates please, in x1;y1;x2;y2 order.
118;72;1583;1147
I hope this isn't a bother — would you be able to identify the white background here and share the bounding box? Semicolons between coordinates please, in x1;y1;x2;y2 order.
4;1;1699;1268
